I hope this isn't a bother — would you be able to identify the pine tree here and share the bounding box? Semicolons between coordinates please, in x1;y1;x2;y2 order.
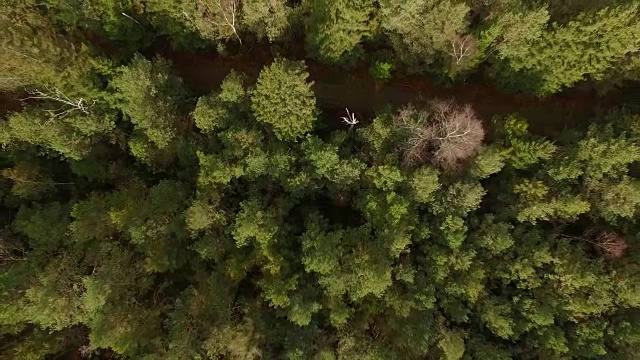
242;0;293;42
251;59;317;141
305;0;376;64
111;54;186;149
492;3;640;95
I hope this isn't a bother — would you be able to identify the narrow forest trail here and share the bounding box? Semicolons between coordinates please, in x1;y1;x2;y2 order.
0;93;23;118
0;41;630;136
158;44;629;136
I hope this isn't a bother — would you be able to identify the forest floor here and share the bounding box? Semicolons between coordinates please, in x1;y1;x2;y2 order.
158;42;630;136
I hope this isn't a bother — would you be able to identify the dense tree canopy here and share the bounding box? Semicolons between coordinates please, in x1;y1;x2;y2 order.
1;1;640;359
251;58;317;141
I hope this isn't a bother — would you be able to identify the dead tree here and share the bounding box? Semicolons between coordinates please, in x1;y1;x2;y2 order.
394;100;485;169
216;0;242;44
562;230;629;261
24;85;96;118
596;231;628;260
430;100;485;169
394;105;433;166
341;108;359;129
447;35;477;67
190;0;242;44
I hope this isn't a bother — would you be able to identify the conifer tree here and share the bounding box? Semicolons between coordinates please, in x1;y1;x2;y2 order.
305;0;376;64
251;59;317;141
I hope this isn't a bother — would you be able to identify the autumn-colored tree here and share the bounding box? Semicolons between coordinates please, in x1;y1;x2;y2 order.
395;100;485;169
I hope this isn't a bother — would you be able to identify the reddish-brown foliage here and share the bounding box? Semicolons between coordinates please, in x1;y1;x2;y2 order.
394;99;485;169
596;231;628;260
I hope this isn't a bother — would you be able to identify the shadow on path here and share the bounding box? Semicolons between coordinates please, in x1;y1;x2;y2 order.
158;43;627;135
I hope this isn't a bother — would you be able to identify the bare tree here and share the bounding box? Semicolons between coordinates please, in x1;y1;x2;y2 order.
24;85;96;118
218;0;242;44
341;108;359;129
562;230;629;261
0;239;25;265
430;100;485;169
596;231;628;260
189;0;242;43
394;105;433;166
216;0;242;44
394;100;484;169
447;34;477;67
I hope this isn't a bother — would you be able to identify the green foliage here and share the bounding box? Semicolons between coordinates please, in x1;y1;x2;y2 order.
1;158;57;200
145;0;240;44
411;166;440;203
369;61;394;82
193;71;246;132
242;0;293;42
468;146;505;179
472;215;514;255
303;136;366;188
592;177;640;221
41;0;151;49
0;20;107;95
437;327;465;360
492;3;640;95
380;0;470;70
512;179;590;223
251;59;317;141
498;115;557;169
111;54;185;148
3;5;640;360
305;0;376;63
479;297;515;339
577;124;640;180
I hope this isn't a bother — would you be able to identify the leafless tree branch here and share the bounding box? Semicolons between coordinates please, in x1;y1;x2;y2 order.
596;231;628;260
447;35;476;66
23;85;96;119
394;100;485;169
0;239;26;264
217;0;242;44
341;108;359;129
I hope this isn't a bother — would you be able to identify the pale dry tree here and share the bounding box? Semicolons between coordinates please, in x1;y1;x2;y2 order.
216;0;242;44
562;230;629;261
447;34;477;66
341;108;359;128
596;231;628;260
394;99;485;169
430;100;484;169
188;0;242;44
24;85;96;119
394;105;433;166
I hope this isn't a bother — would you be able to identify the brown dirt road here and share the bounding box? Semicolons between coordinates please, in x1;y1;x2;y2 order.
158;44;627;136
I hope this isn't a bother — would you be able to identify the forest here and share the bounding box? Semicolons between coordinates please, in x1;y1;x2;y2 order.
1;0;640;359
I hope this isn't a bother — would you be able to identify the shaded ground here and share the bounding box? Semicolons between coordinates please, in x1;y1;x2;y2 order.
1;41;630;135
159;43;628;136
0;93;23;119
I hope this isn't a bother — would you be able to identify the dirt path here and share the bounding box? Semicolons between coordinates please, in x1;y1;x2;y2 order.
159;44;627;135
1;41;628;135
0;93;23;119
